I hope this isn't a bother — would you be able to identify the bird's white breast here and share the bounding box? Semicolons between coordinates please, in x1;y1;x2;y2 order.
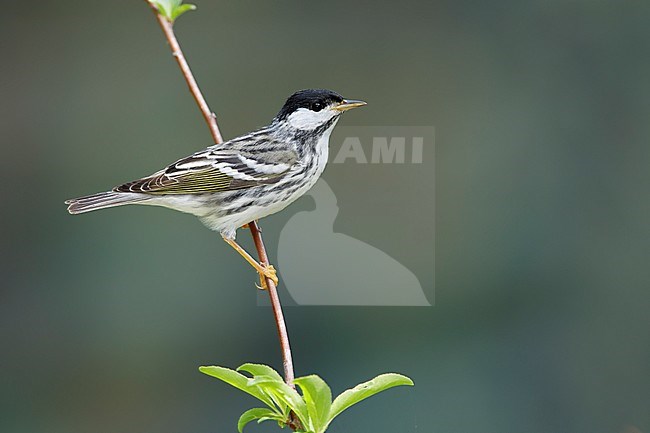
281;118;338;205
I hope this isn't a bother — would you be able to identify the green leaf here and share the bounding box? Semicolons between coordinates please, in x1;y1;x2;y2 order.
327;373;414;428
149;0;196;22
171;3;197;21
248;374;284;387
237;408;281;433
237;363;285;383
199;366;275;408
236;364;309;424
238;365;290;418
294;375;332;433
252;380;291;418
253;380;311;430
150;0;174;19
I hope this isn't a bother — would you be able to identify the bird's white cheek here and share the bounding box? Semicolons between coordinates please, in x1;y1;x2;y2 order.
287;108;336;130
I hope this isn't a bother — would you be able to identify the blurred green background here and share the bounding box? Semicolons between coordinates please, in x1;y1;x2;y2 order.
1;1;649;432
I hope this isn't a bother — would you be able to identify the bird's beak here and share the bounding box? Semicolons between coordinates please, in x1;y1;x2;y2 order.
333;99;367;112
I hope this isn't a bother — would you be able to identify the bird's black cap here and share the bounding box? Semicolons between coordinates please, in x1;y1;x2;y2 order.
275;89;344;120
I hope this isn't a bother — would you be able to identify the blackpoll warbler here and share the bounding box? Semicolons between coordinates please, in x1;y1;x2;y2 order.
66;89;366;287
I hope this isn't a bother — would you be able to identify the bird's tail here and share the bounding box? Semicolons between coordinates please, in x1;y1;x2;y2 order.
65;191;149;214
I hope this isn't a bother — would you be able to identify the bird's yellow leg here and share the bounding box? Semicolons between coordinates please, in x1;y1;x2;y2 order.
222;237;278;290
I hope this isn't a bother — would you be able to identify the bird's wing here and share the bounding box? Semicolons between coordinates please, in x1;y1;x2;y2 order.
114;145;298;195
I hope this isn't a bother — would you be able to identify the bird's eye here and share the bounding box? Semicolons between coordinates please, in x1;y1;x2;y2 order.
311;102;324;112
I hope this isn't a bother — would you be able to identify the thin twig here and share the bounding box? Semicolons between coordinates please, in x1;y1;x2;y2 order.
249;221;295;385
144;0;297;399
145;1;223;144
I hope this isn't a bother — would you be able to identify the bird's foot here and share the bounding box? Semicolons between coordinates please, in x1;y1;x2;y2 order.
255;264;278;290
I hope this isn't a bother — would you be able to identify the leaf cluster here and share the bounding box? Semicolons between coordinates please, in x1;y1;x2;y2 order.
199;364;414;433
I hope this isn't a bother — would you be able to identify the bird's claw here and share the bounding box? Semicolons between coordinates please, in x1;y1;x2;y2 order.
256;264;278;290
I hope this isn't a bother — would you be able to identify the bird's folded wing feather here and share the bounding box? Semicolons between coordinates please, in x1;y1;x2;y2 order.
114;147;297;195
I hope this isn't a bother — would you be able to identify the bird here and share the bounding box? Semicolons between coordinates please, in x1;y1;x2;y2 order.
65;89;366;289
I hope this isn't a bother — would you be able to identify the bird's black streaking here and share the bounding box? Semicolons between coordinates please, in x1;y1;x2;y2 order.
65;89;365;240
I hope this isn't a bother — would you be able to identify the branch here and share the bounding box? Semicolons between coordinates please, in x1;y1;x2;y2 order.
145;1;223;144
144;0;297;398
248;221;295;385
